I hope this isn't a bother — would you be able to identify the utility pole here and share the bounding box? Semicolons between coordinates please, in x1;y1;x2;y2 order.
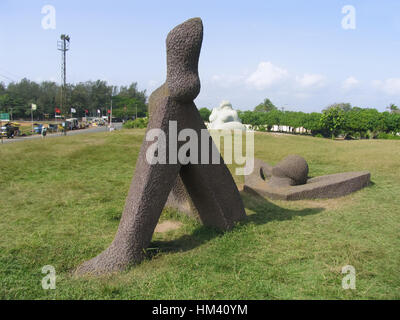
8;107;13;121
57;34;70;115
109;99;113;131
31;105;34;133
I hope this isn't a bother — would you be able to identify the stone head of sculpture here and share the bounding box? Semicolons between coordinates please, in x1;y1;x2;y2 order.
166;17;203;102
269;155;309;187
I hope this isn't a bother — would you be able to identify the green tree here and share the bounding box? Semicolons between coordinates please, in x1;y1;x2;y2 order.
198;107;211;122
70;82;90;116
0;79;149;120
383;112;400;133
254;98;277;112
37;81;59;117
324;102;352;112
118;82;147;104
112;96;147;120
320;106;345;138
111;82;148;119
5;78;41;118
87;80;112;115
303;112;324;134
0;82;5;95
387;103;400;114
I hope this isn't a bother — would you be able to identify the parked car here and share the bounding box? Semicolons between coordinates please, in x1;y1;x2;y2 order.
66;118;79;130
0;122;20;138
33;123;43;134
47;124;58;133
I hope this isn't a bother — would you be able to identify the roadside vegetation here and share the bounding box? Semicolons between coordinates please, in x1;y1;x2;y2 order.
123;118;149;129
0;79;147;120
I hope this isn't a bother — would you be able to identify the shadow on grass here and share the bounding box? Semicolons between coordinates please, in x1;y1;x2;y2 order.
368;180;376;187
147;191;324;257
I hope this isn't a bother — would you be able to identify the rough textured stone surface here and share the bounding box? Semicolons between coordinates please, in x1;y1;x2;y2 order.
163;100;246;216
269;155;309;187
166;18;202;103
244;157;370;200
165;176;199;219
148;85;199;220
76;17;246;275
244;158;273;188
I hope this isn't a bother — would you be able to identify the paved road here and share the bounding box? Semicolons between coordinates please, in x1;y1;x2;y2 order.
1;123;123;144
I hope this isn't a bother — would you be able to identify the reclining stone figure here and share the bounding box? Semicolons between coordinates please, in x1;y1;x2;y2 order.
244;155;370;200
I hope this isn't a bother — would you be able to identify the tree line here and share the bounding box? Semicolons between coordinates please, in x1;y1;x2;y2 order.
199;99;400;139
0;79;148;120
1;80;399;139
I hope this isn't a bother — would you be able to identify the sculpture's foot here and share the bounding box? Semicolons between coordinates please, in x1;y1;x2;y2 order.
75;242;144;276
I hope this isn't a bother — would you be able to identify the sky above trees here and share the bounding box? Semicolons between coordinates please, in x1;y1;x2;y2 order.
1;0;400;112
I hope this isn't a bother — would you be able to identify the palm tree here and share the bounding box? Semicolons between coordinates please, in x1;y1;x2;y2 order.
387;104;400;114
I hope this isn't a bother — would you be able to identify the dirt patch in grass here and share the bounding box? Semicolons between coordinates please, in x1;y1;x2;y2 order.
155;221;183;233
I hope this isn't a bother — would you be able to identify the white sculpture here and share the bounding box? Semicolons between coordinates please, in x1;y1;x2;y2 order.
208;100;246;130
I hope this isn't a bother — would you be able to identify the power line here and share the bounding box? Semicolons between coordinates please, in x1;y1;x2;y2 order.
0;67;21;80
0;73;15;82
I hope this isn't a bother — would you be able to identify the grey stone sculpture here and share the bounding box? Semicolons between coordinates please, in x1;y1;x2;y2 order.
75;18;246;275
165;176;199;219
244;155;370;200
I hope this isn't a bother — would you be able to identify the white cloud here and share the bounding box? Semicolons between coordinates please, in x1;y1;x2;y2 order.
342;76;359;89
296;73;326;88
373;78;400;95
245;61;288;90
211;74;245;88
208;62;329;106
211;62;326;93
294;92;311;100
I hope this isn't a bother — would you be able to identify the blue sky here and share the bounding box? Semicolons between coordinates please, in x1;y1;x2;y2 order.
0;0;399;112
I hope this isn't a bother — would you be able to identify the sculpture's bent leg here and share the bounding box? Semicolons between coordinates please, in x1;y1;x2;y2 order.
176;102;246;229
75;97;182;275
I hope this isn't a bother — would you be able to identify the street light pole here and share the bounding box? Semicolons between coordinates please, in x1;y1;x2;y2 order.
110;99;113;130
57;34;70;114
110;100;112;130
31;107;33;133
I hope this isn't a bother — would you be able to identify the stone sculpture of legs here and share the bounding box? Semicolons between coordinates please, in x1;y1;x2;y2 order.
75;18;246;275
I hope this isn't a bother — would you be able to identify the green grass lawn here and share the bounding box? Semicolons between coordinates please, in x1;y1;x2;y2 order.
0;129;399;299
